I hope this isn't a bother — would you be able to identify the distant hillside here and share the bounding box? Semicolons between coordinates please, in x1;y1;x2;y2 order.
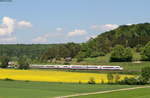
0;44;55;59
86;23;150;53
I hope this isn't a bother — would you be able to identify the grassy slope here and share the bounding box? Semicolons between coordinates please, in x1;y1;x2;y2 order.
0;80;135;98
73;87;150;98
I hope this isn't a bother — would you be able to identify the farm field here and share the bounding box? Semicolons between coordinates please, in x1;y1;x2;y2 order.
0;80;136;98
73;86;150;98
0;69;133;83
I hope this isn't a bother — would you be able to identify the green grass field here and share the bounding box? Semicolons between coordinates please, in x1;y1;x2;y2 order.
0;80;136;98
73;87;150;98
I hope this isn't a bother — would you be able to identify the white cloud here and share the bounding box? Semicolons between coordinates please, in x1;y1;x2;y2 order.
32;33;49;43
86;35;97;41
0;16;32;37
0;36;16;42
56;27;63;32
32;33;63;43
126;23;134;26
0;17;15;36
17;21;32;28
68;29;87;37
91;24;119;31
0;16;33;43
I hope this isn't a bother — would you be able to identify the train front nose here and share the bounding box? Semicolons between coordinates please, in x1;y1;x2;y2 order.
120;67;123;70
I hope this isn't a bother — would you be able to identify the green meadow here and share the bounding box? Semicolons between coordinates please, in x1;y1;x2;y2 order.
73;87;150;98
0;80;135;98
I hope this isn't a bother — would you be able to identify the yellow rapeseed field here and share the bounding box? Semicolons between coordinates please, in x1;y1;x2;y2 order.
0;69;133;83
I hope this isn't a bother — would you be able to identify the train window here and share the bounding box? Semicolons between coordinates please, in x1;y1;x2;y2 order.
103;67;114;68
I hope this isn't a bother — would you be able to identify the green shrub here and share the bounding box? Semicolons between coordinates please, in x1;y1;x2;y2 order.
18;56;30;69
141;41;150;61
90;51;105;58
137;76;147;85
78;80;82;84
101;79;105;84
107;73;114;84
119;77;138;85
114;74;121;83
141;67;150;82
76;51;86;62
0;56;10;68
3;78;14;81
63;62;70;65
110;45;133;62
88;77;96;84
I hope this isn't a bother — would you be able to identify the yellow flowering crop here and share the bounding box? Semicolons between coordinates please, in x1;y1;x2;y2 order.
0;69;133;83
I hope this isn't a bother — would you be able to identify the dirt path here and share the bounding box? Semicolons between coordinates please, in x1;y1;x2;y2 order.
54;86;150;98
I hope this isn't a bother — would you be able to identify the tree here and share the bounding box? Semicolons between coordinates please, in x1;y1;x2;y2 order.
114;74;121;83
110;45;133;62
0;56;10;68
135;44;143;52
76;51;86;62
40;43;81;62
141;67;150;82
18;57;30;69
90;51;105;58
65;42;81;58
124;48;133;61
141;41;150;61
107;73;114;83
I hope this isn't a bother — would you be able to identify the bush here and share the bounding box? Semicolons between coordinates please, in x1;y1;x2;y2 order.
0;56;10;68
90;51;105;58
78;80;82;84
76;57;83;62
107;73;114;84
135;44;143;52
137;76;147;85
119;77;138;85
76;51;86;62
18;56;30;69
3;78;14;81
119;76;147;85
110;45;133;62
88;77;96;84
101;79;105;84
63;62;70;65
114;74;121;83
141;42;150;61
117;67;150;85
141;67;150;82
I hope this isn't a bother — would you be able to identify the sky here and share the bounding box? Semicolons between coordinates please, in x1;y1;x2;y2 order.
0;0;149;44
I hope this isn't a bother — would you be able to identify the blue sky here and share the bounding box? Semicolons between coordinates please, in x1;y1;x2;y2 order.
0;0;149;44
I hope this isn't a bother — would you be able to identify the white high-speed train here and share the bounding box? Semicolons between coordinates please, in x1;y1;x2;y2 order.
31;65;123;70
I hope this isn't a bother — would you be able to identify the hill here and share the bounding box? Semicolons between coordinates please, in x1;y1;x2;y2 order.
86;23;150;53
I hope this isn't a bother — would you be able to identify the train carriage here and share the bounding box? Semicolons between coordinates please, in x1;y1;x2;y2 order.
30;65;123;70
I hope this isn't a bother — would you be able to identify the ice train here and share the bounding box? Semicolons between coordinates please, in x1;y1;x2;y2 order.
31;65;123;70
